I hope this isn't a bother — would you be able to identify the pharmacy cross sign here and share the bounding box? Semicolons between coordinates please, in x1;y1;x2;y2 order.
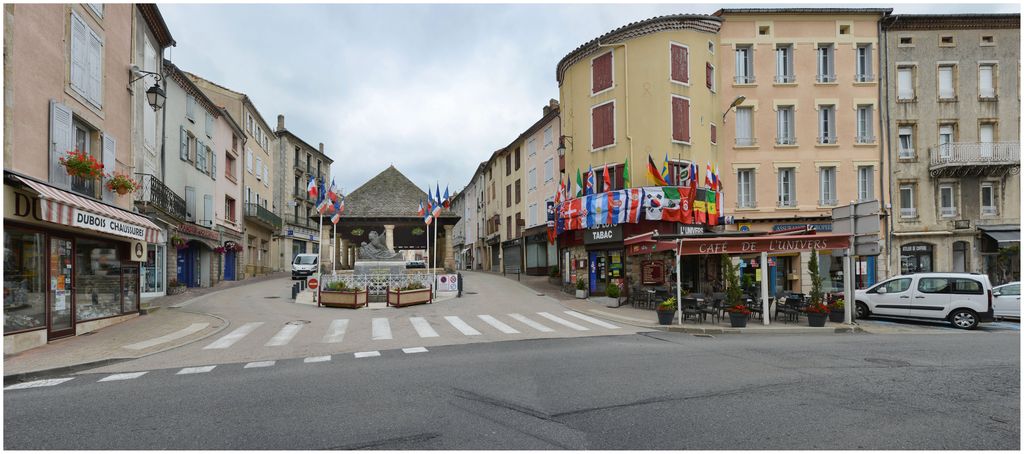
676;233;850;256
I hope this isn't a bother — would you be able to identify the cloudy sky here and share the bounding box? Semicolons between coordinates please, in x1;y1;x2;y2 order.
160;2;1019;195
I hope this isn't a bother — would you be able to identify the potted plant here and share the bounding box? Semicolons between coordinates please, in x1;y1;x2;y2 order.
805;249;829;327
58;149;104;179
547;266;560;286
320;280;368;309
604;283;621;308
104;173;139;195
720;259;749;327
805;301;830;327
213;246;225;255
827;297;845;323
575;278;587;299
170;235;187;250
387;280;432;307
656;297;676;325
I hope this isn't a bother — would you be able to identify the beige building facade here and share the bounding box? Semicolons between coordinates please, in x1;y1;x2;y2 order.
274;114;332;270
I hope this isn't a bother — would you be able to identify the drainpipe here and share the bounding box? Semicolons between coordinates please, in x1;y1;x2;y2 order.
880;17;894;279
159;65;168;182
597;41;632;185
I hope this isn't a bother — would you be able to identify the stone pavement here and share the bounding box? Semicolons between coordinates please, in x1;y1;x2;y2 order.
142;271;290;311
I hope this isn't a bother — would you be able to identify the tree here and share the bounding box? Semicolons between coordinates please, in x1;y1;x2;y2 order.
724;256;743;307
808;248;823;305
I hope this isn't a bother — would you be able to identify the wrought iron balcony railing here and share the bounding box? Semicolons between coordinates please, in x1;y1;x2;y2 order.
856;135;876;144
818;136;838;145
776;136;797;145
245;202;282;229
734;75;755;84
817;74;836;83
930;142;1020;168
134;173;186;221
775;74;795;83
855;73;875;82
900;207;918;218
735;137;757;146
819;199;837;207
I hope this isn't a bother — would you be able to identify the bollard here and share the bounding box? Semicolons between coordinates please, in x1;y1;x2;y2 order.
457;272;463;298
292;283;298;300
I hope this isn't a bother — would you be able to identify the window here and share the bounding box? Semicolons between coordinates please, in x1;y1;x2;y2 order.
776;106;794;145
185;186;196;221
263;166;269;187
505;153;511;176
596;165;625;192
592;101;615;149
506;185;511;208
528;138;536;156
3;228;47;333
706;63;715;91
528;168;537;191
196;141;207;172
839;24;850;35
856;106;874;143
735;106;754;146
777;168;796;207
88;4;104;18
881;278;912;294
900;243;933;274
857;166;874;201
528;203;537;226
938;124;954;158
544;158;554;182
979;64;996;98
670;43;689;84
759;25;771;35
515;179;521;204
818;105;836;144
225;153;236;180
205;112;213;138
897;66;915;100
918;278;953;294
203;194;213;226
938;65;956;100
898;125;915;158
544;126;553;146
980;123;995;157
671;96;690;143
939;184;956;217
506;216;512;238
940;35;955;46
255;157;262;180
900;184;917;218
514;148;520;170
855;44;873;82
186;94;196;121
981;183;997;215
710;123;717;145
708;41;715;53
592;51;613;94
899;36;913;46
775;45;794;83
185;133;196;163
817;44;835;82
69;11;103;107
737;169;755;208
819;167;836;206
981;35;995;45
734;45;754;83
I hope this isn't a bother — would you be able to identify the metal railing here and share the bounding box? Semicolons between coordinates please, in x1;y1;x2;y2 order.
818;136;838;145
900;207;918;218
855;73;875;82
982;206;998;216
777;199;797;208
70;175;97;199
818;199;837;207
929;142;1020;168
736;200;756;209
284;213;312;227
735;137;757;146
856;135;876;144
776;136;796;145
817;74;836;83
245;202;283;229
134;173;186;221
734;75;756;84
898;148;915;159
775;74;795;83
940;207;958;218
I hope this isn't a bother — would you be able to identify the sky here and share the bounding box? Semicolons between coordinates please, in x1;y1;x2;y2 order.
160;1;1020;195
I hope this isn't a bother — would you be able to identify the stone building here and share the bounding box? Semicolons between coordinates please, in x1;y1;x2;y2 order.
273;114;332;269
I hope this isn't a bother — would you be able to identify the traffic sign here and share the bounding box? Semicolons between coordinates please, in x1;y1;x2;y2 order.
832;216;880;235
307;277;319;290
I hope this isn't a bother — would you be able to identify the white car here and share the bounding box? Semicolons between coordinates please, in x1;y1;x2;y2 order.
291;254;318;280
854;273;994;330
992;282;1020;321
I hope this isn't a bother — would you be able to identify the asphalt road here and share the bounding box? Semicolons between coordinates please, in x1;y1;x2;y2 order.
5;330;1018;449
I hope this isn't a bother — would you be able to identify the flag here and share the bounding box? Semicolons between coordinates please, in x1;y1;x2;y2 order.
607;190;625;224
317;197;333;215
621;188;645;223
689;162;698;187
331;200;342;224
586;193;605;227
443;185;450;209
585;165;595;196
602;164;611;192
706;188;718;226
661;154;670;182
432;184;442;217
705;162;716;191
306;176;318;199
424;200;433;225
693;188;707;224
327;179;338;202
623;158;631;189
648;155;669;186
418;200;425;217
337;198;345;214
575;168;583;198
644;187;665;220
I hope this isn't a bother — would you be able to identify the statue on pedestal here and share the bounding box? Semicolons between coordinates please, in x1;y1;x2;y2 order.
357;230;402;261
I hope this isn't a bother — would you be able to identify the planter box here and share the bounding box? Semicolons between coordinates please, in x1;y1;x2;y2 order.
319;289;368;309
828;310;845;323
387;287;432;307
167;285;187;296
575;289;587;299
657;310;675;325
807;312;828;327
728;312;748;328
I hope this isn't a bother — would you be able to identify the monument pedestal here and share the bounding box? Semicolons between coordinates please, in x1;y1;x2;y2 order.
353;261;407;276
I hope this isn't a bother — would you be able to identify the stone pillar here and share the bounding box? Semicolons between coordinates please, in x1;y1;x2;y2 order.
444;225;456;270
339;239;349;268
384;224;395;252
348;245;356;266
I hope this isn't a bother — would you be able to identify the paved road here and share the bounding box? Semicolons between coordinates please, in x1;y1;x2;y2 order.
5;329;1018;449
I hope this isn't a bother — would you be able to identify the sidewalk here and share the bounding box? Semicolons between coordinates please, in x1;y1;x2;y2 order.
141;271;290;311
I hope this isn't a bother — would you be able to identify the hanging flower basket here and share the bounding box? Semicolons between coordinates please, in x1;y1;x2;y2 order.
104;173;139;195
170;235;187;250
232;243;244;252
58;149;104;179
213;246;225;254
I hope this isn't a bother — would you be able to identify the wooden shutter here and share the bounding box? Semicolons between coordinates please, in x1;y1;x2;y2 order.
672;97;690;143
706;63;713;89
204;194;213;224
592;52;613;93
671;44;688;83
980;65;994;97
49;100;74;188
70;12;88;96
198;140;206;172
211;147;217;180
101;133;116;202
897;68;913;99
87;28;103;107
592;102;614;149
185;186;195;221
180;126;188;161
711;124;717;144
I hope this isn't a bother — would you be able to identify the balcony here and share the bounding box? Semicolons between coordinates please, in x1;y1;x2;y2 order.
284;212;313;227
734;75;755;84
245;202;282;230
736;200;756;209
71;175;97;199
855;73;875;83
856;135;876;144
818;136;837;145
818;199;837;207
817;74;836;83
134;173;186;221
929;142;1020;177
940;207;958;218
774;74;795;83
777;199;797;208
776;136;796;145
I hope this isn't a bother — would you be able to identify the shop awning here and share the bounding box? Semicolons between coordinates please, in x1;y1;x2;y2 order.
979;225;1020;245
15;175;162;243
625;232;677;256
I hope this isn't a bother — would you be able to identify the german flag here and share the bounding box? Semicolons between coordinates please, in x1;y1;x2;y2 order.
648;155;669;186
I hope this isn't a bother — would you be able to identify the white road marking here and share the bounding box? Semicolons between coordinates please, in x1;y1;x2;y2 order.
403;347;428;354
122;323;209;350
265;324;303;347
354;351;381;358
203;322;264;349
445;316;481;336
564;311;621;329
371;318;392;340
5;378;75;390
509;313;554;332
537;312;590;331
244;361;276;368
304;356;331;363
176;366;216;375
409;317;440;338
478;315;520;334
322;319;349;343
98;372;148;382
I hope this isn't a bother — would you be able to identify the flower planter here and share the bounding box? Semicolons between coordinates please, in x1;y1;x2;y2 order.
575;289;587;299
319;289;368;309
115;186;131;195
828;310;845;323
656;310;675;325
387;287;432;307
167;285;187;296
728;312;748;328
807;312;828;327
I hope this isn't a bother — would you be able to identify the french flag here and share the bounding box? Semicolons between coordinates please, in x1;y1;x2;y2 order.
306;176;318;199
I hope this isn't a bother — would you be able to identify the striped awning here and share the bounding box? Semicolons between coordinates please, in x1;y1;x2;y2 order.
15;175;162;243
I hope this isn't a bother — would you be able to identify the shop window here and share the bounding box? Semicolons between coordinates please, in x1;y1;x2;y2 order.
142;244;164;294
71;119;99;198
3;228;47;333
75;238;125;321
900;242;933;274
952;241;970;273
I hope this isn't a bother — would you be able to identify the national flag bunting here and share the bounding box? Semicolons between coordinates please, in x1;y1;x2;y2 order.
648;155;669;186
418;200;425;217
623;158;631;189
602;164;611;193
306;176;318;199
443;186;450;209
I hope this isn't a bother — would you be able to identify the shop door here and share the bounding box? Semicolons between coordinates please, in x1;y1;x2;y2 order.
589;251;609;294
122;265;139;313
177;244;201;288
48;237;75;340
224;250;236;281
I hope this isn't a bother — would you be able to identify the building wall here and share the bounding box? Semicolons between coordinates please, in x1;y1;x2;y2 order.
212;110;244;245
163;76;220;230
130;7;164;180
524;113;560;229
499;143;524;245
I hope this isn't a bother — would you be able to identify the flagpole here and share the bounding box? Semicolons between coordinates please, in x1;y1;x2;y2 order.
332;221;337;275
432;214;438;299
316;211;323;305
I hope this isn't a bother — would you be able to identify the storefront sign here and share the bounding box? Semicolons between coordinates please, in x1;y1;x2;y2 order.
584;225;622;245
627;240;676;256
901;244;931;253
74;211;146;240
177;223;219;240
641;260;665;285
677;234;850;256
677;225;705;236
130;240;147;262
773;223;833;232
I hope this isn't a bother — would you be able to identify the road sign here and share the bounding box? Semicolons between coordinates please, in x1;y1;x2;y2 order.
832;216;880;235
831;200;880;220
307;277;319;290
854;234;878;246
855;243;881;256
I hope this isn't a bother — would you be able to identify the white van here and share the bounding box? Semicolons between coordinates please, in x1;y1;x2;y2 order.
291;254;318;280
854;272;994;329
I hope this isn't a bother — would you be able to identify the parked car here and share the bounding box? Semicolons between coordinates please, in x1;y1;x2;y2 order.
291;254;318;280
854;273;994;330
406;260;426;269
992;282;1020;321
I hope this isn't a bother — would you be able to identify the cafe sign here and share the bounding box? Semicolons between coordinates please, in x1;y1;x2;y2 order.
177;223;219;240
584;225;622;245
676;234;851;256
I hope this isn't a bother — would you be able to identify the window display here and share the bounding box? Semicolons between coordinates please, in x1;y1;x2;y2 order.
75;238;123;321
4;229;46;333
142;244;164;293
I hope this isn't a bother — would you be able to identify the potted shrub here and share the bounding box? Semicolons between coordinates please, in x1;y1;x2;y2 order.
320;280;368;309
387;280;432;307
167;278;187;295
656;297;676;325
58;149;103;179
547;266;560;286
575;278;587;299
722;259;749;327
827;298;845;323
805;301;830;327
170;235;187;250
104;173;139;195
805;249;829;327
604;283;622;308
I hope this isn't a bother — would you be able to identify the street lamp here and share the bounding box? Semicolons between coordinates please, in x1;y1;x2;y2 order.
129;66;166;111
721;95;746;123
557;135;573;156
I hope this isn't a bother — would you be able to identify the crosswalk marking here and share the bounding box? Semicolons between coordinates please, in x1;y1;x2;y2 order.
5;378;75;390
322;319;349;343
509;313;554;332
177;366;216;375
244;361;276;368
537;312;589;331
403;347;428;354
478;315;520;334
203;322;264;349
445;316;481;336
123;323;209;350
265;324;304;347
354;351;381;358
564;311;620;329
98;372;148;382
371;318;392;340
304;356;331;363
410;317;440;338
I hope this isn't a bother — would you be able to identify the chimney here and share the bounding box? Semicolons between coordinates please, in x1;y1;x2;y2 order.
277;114;285;131
319;143;324;154
549;98;559;109
543;105;550;116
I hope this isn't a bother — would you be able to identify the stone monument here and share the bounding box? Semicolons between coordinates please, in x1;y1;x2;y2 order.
353;230;406;276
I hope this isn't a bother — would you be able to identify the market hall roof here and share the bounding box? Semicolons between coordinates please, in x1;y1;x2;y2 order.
338;166;460;220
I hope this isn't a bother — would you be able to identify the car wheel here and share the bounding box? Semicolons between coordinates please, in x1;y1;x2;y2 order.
949;309;979;330
855;301;870;320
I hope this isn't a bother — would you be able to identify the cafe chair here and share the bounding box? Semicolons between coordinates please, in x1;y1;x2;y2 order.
680;297;702;323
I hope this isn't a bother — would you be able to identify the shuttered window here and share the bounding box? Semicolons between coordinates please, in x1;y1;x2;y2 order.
938;65;955;99
979;64;995;98
710;124;717;145
592;51;613;93
203;194;213;224
101;133;116;202
49;101;74;188
186;94;196;121
897;67;915;100
205;112;213;138
179;126;188;161
591;101;615;149
706;63;714;90
671;96;690;143
70;11;103;107
185;186;196;221
670;43;688;84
